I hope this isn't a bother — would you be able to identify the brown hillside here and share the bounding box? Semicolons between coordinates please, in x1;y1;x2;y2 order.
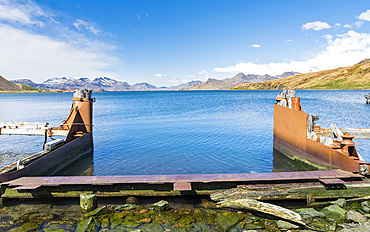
0;75;23;91
232;62;370;90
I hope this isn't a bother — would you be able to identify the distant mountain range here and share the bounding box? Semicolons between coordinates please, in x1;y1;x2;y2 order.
8;71;300;92
232;59;370;90
181;72;300;90
2;59;370;91
11;77;202;91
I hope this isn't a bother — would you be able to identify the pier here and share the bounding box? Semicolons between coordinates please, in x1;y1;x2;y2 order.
0;169;368;204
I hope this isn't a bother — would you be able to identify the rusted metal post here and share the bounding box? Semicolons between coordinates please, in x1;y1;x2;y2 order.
365;93;370;104
61;89;94;143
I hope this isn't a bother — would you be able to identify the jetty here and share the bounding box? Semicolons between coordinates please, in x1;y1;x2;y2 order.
0;89;370;208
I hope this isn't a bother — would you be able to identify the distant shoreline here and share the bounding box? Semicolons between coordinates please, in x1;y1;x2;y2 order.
1;88;370;94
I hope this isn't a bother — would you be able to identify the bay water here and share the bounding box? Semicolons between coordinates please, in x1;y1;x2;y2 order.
0;90;369;176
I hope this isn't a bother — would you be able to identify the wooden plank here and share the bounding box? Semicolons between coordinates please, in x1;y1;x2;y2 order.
319;178;346;185
0;128;68;136
173;182;192;191
3;170;361;188
12;185;41;190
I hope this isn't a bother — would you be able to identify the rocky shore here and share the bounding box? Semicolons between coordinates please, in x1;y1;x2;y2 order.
1;196;370;231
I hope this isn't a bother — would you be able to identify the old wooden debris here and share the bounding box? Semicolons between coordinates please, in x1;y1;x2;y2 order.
217;198;305;226
210;180;370;204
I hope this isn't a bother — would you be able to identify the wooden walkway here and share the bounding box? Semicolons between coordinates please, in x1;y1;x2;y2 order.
3;169;362;191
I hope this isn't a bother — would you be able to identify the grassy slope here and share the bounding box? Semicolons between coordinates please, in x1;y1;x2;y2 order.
0;76;23;91
232;62;370;90
17;84;39;91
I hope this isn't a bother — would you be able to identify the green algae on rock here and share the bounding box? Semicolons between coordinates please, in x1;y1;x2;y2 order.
321;204;347;221
84;206;110;218
75;217;99;232
346;210;367;224
149;200;169;212
295;208;325;220
216;212;244;232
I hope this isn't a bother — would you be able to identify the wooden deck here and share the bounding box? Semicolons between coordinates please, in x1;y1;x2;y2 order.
3;169;362;191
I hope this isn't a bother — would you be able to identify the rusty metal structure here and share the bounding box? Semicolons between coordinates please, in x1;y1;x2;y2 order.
274;90;370;174
0;89;94;182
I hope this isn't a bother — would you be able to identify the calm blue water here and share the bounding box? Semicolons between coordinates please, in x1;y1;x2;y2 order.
0;90;369;175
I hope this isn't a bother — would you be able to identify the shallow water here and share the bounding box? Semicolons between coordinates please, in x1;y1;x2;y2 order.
0;90;369;175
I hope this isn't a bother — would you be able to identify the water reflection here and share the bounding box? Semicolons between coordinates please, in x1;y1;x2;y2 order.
53;151;94;176
272;149;321;172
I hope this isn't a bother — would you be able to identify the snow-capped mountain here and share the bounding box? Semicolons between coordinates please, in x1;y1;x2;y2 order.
11;77;202;91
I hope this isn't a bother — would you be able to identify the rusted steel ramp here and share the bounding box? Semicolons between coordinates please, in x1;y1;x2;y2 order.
0;170;364;201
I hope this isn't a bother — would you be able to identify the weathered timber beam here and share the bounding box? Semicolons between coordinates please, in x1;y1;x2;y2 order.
211;182;370;202
316;128;370;139
0;128;68;136
0;187;213;199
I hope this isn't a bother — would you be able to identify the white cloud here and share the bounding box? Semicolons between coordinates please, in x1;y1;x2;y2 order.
355;21;364;28
0;0;45;26
0;0;120;82
73;19;100;35
334;23;341;27
358;9;370;21
198;70;208;75
0;24;117;81
214;30;370;76
154;74;167;77
250;44;261;48
344;24;352;28
302;21;331;31
286;40;292;42
323;34;333;40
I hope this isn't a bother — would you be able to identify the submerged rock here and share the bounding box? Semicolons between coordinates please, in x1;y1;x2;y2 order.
200;199;217;209
17;212;55;223
8;222;39;232
140;224;164;232
331;198;346;208
75;217;99;232
126;196;139;205
149;200;169;212
339;222;370;232
84;206;110;218
321;204;347;221
115;204;142;212
361;201;370;213
216;212;244;232
41;219;77;232
41;229;66;232
217;198;305;226
277;220;299;230
309;218;336;231
346;210;367;224
295;208;325;220
175;214;196;228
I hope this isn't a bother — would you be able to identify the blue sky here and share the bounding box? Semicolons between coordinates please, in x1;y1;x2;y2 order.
0;0;370;86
